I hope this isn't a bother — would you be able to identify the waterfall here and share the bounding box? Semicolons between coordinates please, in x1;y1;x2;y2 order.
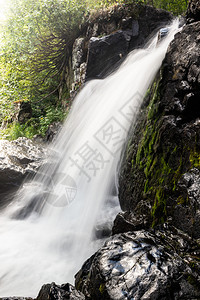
0;20;180;297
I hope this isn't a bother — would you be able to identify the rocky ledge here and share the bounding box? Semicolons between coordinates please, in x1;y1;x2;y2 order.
0;137;47;207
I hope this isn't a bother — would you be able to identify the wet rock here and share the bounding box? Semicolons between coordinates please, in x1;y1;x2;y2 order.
45;122;62;142
86;5;172;80
0;298;33;300
112;210;149;235
86;30;130;79
75;230;200;300
71;3;172;84
0;137;47;206
173;168;200;239
119;20;200;234
187;0;200;23
36;282;85;300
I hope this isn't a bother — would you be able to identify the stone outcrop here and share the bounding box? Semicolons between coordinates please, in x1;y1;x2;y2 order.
36;283;85;300
75;230;200;300
0;137;47;207
44;122;62;142
85;5;172;80
70;3;172;95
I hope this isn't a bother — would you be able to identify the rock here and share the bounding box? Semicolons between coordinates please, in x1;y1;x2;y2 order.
36;282;85;300
72;38;86;72
14;101;32;124
173;168;200;239
119;21;200;234
0;298;32;300
71;3;172;84
112;207;150;235
72;38;87;84
45;122;62;142
75;230;200;300
0;137;47;206
85;5;172;80
187;0;200;23
86;31;129;79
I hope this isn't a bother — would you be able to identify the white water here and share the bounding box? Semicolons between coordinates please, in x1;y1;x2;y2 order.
0;21;179;297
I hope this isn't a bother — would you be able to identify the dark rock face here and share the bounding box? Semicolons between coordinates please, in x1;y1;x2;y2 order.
13;101;32;124
119;21;200;238
112;204;151;235
86;31;130;79
85;5;172;80
0;137;47;206
18;102;32;124
1;298;32;300
36;282;85;300
45;122;62;142
174;168;200;238
187;0;200;23
75;230;200;300
71;3;172;83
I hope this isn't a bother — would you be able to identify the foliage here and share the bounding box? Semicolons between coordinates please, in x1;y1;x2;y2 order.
0;0;85;130
1;122;38;140
86;0;188;15
0;106;67;140
39;106;67;135
152;0;188;15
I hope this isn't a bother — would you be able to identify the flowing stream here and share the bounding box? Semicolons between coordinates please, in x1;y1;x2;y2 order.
0;20;179;297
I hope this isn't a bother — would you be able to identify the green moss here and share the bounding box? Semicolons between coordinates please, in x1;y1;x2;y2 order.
75;278;83;291
132;69;200;228
187;274;200;290
99;283;105;294
177;195;187;205
190;151;200;169
151;188;166;227
134;77;186;227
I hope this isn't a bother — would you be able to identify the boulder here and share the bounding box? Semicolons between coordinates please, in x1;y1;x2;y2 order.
36;282;85;300
112;207;150;235
0;137;47;207
75;230;200;299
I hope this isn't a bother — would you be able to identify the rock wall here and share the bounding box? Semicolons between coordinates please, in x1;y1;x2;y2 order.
119;2;200;238
70;3;172;96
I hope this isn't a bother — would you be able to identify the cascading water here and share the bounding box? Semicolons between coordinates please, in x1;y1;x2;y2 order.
0;20;180;297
